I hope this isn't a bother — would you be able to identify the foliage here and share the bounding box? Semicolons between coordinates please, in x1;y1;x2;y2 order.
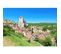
42;26;47;31
35;36;52;46
3;25;41;46
3;25;15;36
3;23;57;46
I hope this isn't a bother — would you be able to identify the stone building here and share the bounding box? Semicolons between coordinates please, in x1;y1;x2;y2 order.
18;16;27;28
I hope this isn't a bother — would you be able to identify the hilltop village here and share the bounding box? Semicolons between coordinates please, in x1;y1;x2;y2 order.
3;16;51;42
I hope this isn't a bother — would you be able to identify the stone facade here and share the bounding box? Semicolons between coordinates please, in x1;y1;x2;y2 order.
18;16;26;28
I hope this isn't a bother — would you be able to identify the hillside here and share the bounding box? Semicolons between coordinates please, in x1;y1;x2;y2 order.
3;25;42;46
3;23;57;46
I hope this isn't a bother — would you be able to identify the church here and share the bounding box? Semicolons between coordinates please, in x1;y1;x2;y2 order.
18;16;27;28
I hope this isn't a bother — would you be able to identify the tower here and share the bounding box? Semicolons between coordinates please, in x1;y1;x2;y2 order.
18;16;26;28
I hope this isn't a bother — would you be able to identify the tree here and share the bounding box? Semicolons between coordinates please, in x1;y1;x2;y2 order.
35;36;52;46
3;25;15;36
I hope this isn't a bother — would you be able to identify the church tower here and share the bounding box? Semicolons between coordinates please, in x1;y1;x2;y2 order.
18;16;26;28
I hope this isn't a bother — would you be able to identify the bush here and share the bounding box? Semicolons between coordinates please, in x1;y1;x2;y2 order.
35;36;52;46
3;25;15;36
42;26;47;31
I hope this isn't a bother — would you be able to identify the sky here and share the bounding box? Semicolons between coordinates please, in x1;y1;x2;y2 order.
3;8;57;23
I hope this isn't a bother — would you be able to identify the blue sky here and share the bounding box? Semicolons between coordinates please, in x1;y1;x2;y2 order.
3;8;57;23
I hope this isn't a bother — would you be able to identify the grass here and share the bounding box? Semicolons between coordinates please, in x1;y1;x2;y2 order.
3;23;57;46
3;35;41;46
3;26;41;46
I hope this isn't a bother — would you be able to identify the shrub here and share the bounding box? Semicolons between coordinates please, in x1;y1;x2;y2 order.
3;25;15;36
35;36;52;46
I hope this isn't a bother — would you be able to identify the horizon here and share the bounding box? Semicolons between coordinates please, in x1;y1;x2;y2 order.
3;18;57;23
3;8;57;23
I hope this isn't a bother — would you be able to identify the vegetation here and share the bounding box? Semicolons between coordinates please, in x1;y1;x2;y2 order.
3;23;57;46
35;36;52;46
3;25;41;46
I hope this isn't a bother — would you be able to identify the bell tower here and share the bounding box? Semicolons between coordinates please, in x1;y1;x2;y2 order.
18;16;25;28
